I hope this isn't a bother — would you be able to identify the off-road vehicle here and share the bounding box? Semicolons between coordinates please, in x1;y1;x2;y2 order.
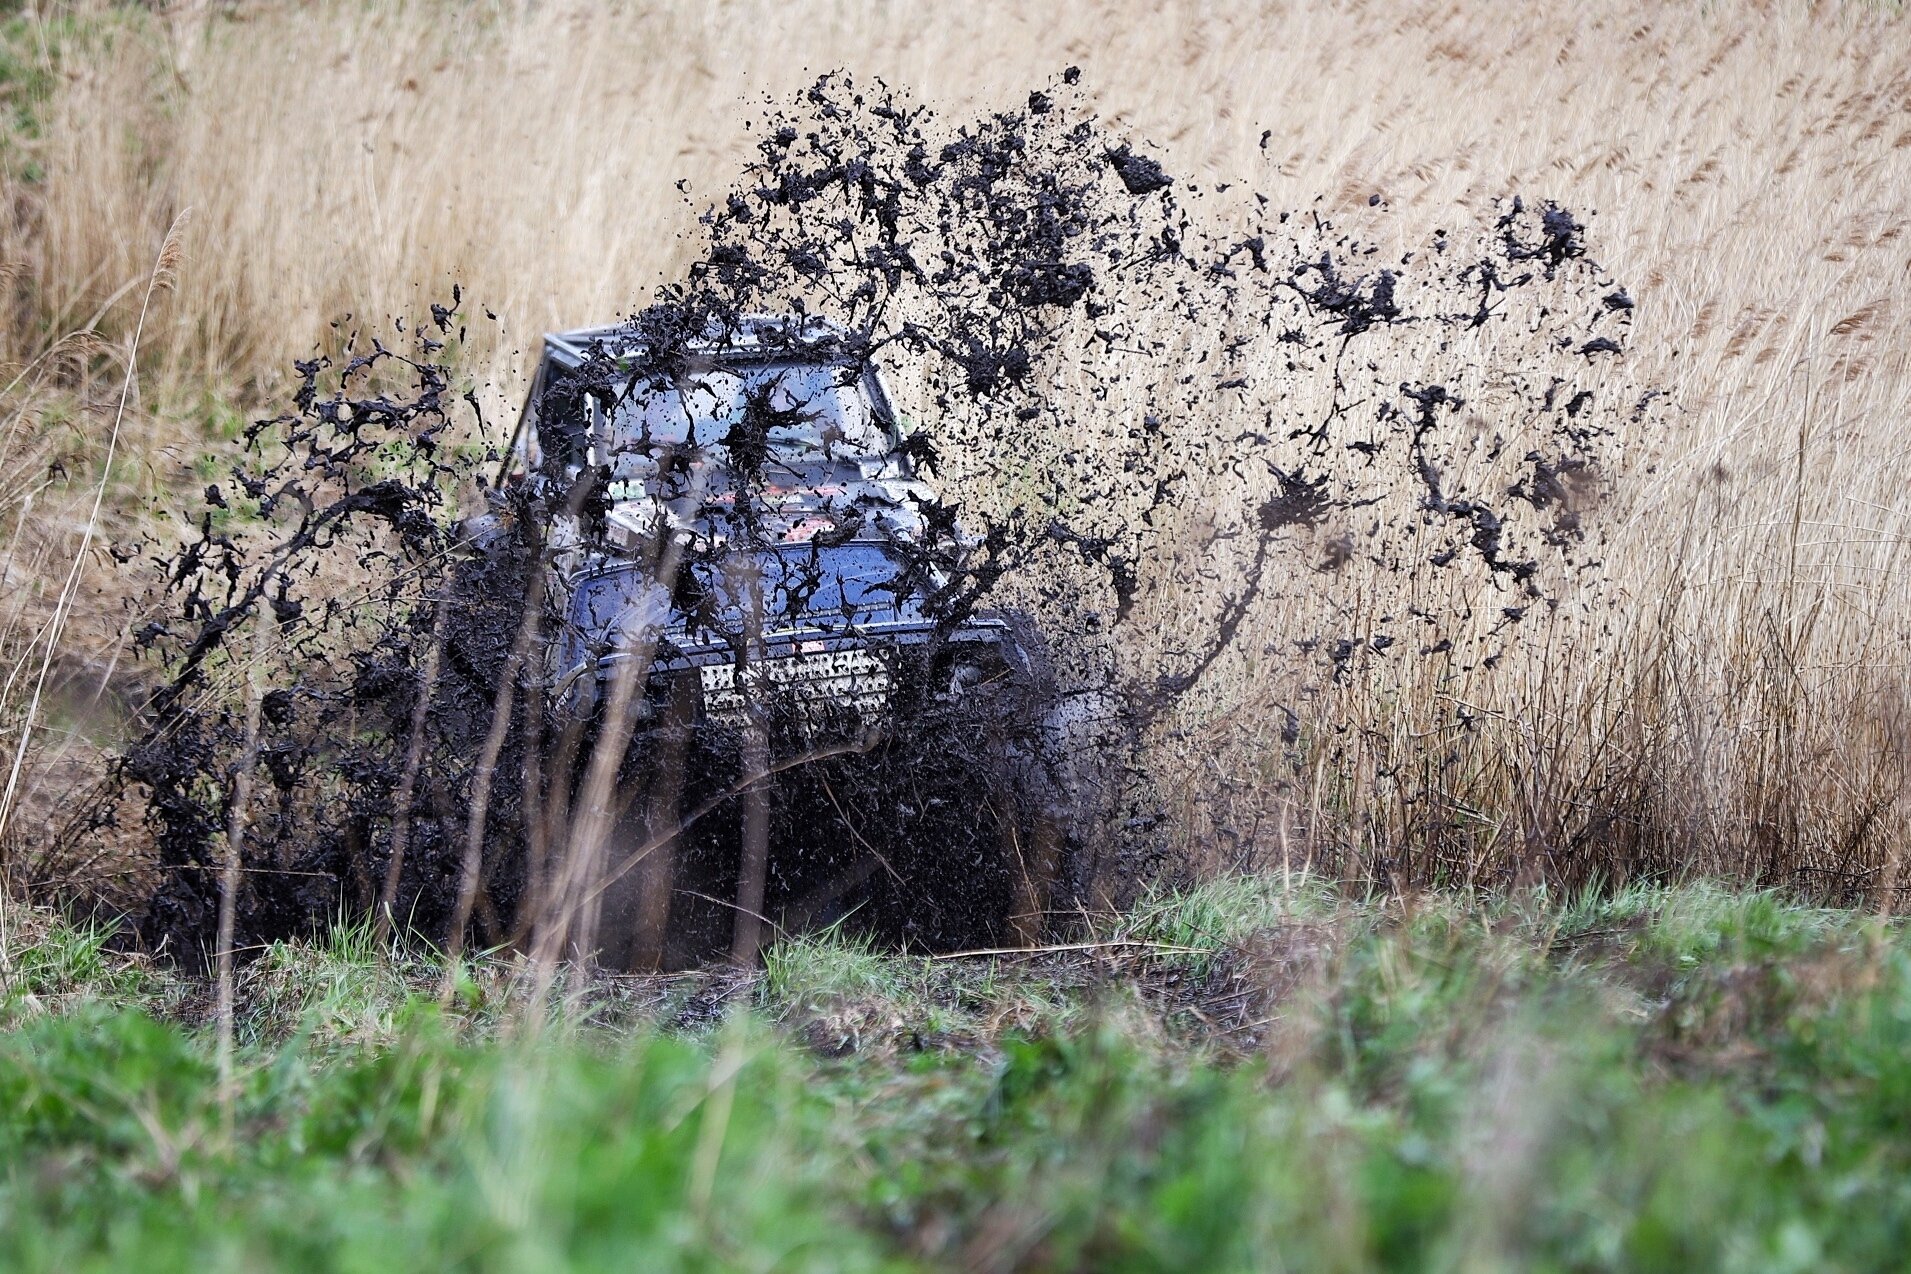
488;314;1065;966
510;316;1043;724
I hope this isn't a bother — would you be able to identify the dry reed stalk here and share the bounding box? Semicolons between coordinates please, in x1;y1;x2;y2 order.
438;558;545;1000
522;537;685;1003
727;559;770;967
0;208;189;876
376;583;451;949
7;1;1910;905
216;611;267;1141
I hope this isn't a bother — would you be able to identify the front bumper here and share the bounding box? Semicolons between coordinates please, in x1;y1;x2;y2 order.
550;616;1014;728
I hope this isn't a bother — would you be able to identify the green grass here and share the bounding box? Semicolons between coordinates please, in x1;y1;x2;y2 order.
1124;868;1338;968
4;882;1911;1270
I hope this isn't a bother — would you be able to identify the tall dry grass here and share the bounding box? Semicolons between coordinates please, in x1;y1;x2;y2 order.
2;0;1908;905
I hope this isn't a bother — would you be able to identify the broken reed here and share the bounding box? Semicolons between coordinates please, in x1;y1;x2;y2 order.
1;0;1907;910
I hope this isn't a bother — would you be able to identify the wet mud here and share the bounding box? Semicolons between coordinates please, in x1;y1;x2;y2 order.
78;72;1650;969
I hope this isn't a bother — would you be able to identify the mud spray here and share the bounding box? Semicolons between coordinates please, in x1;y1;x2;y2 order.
73;73;1651;970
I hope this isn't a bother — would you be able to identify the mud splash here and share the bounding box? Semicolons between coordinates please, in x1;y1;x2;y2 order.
86;72;1646;968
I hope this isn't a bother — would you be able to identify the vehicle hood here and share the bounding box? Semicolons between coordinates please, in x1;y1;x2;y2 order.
556;541;935;677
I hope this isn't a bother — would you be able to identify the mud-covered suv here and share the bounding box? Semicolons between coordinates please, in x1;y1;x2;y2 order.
507;314;1046;731
485;314;1066;965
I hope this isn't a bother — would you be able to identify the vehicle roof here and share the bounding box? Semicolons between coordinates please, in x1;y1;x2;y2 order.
540;314;859;374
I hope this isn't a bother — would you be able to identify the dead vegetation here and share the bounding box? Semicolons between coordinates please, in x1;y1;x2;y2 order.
0;0;1908;921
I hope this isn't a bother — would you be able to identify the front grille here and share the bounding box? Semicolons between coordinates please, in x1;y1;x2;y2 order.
698;647;893;726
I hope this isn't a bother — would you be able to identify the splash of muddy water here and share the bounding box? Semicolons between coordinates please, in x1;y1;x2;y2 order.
83;73;1648;968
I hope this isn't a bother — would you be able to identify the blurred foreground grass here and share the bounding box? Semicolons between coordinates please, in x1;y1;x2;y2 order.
4;880;1911;1272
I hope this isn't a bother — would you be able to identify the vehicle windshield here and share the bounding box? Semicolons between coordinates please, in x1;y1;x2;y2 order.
534;354;915;543
609;361;890;470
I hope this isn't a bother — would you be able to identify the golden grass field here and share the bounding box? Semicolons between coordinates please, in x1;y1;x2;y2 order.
1;0;1907;907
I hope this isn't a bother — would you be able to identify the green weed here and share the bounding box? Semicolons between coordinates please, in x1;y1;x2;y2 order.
1125;869;1338;969
5;884;1911;1269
